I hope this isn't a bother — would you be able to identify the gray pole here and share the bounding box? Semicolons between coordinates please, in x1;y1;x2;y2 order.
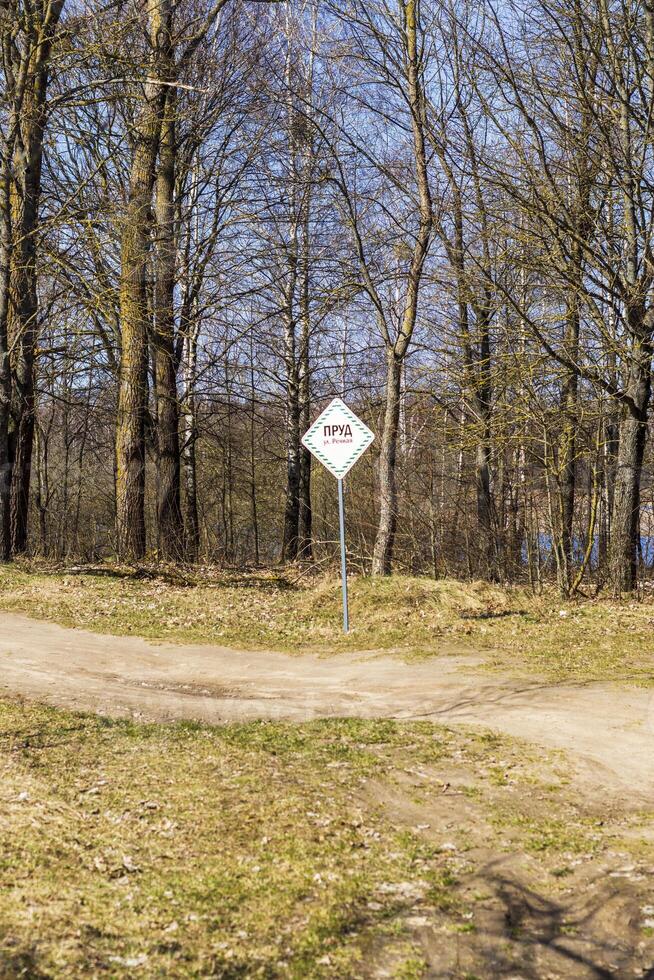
338;477;349;633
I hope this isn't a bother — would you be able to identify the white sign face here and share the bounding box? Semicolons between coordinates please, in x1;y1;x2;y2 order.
302;397;374;480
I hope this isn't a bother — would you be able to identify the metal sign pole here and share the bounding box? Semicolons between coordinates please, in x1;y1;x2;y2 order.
337;478;349;633
302;398;373;633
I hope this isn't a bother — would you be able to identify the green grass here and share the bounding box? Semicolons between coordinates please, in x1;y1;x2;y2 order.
0;704;441;978
2;698;653;977
0;703;538;978
1;561;654;682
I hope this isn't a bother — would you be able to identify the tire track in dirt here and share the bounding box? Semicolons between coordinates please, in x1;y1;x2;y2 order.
1;612;652;802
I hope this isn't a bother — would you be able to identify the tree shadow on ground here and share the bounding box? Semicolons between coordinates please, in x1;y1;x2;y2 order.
0;948;51;979
459;609;526;621
54;563;300;591
407;861;654;979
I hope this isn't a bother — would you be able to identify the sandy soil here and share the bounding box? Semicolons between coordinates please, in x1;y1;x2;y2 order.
1;612;652;803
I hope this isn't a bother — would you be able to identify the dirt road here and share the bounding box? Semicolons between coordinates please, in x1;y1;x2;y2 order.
1;612;652;801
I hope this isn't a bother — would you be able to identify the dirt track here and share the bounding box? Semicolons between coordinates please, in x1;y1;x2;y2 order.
1;612;653;801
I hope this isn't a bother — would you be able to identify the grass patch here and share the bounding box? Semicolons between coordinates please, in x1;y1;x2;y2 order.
0;701;449;978
2;705;556;979
1;698;653;977
1;561;654;682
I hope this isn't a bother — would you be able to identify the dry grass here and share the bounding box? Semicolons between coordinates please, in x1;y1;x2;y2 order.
0;701;530;978
2;564;654;975
1;561;654;683
2;698;654;978
0;701;437;978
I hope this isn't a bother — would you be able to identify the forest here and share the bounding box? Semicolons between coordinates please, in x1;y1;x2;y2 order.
1;0;653;597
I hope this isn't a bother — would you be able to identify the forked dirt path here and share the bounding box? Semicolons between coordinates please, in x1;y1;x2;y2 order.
1;612;653;801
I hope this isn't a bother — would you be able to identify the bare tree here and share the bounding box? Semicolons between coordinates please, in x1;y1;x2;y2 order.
327;0;434;574
0;0;65;556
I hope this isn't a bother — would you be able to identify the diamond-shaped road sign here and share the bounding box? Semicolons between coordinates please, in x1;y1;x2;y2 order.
302;398;375;480
302;398;373;633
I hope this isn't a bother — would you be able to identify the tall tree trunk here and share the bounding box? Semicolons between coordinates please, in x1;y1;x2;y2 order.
181;320;200;561
555;9;593;594
8;85;45;554
372;350;401;574
297;6;316;562
281;353;301;562
298;206;312;559
557;301;580;594
0;307;10;561
249;329;260;565
8;205;38;556
115;0;171;561
607;45;649;593
223;359;235;561
609;325;652;592
440;171;496;579
34;420;48;555
0;111;15;562
153;95;183;560
475;444;494;575
298;391;312;557
280;17;301;564
371;0;432;575
453;264;495;579
4;0;64;555
474;307;496;579
600;400;619;570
